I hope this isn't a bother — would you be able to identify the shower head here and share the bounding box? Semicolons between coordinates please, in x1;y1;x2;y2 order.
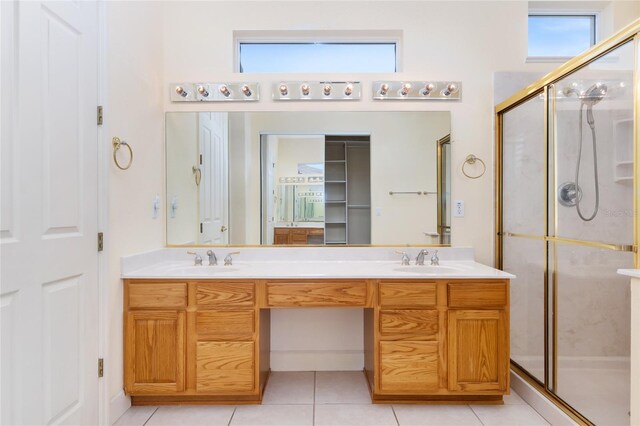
580;83;607;107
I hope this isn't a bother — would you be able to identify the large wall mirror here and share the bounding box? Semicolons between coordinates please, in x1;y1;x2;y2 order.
166;111;451;246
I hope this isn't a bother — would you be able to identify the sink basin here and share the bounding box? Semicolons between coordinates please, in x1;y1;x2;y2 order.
393;266;460;275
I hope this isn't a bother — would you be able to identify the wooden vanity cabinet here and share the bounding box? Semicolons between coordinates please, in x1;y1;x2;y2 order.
366;279;509;403
124;277;508;405
125;282;187;395
273;227;324;245
124;279;270;405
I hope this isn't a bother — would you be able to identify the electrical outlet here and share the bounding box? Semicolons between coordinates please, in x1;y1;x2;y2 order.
454;200;465;217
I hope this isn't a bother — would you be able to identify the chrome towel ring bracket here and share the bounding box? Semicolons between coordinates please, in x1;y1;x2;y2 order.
462;154;486;179
112;137;133;170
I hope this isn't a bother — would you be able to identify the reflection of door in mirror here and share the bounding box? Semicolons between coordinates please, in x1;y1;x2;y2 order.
437;135;451;244
198;112;229;244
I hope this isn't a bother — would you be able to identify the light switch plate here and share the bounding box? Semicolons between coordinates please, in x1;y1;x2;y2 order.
454;200;464;217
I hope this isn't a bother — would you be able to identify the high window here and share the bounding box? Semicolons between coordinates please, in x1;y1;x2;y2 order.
528;14;596;59
238;42;397;73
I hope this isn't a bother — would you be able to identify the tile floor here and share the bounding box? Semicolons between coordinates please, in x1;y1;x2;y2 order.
114;371;550;426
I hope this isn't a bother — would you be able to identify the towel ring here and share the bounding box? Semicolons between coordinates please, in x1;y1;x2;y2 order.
112;137;133;170
462;154;486;179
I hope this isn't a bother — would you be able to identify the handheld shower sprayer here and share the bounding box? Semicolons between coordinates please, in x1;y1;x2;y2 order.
558;82;608;221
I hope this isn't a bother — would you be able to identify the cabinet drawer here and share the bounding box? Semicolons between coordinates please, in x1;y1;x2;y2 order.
379;282;437;308
448;282;507;308
196;310;255;340
196;341;255;393
196;282;255;307
379;310;439;340
290;234;308;244
128;282;187;309
290;229;307;235
266;280;368;307
308;228;324;236
379;341;439;393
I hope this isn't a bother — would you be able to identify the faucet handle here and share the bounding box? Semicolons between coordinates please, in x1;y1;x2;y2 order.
395;251;411;266
224;251;240;266
430;250;440;266
187;251;203;266
206;250;217;266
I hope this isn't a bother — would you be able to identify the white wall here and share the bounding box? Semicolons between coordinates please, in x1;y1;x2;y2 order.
103;0;640;409
106;1;165;422
163;0;552;264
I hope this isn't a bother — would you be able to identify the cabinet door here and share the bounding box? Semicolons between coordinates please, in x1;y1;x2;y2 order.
125;311;185;394
274;232;289;245
379;341;439;393
196;341;255;393
448;310;508;392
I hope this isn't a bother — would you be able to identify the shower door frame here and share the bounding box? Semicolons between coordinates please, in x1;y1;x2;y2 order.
495;19;640;426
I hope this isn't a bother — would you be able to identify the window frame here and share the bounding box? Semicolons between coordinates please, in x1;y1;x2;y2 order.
233;30;402;73
526;12;599;63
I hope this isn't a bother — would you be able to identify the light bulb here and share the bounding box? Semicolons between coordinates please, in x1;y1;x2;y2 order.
400;83;412;96
279;84;288;96
301;84;310;96
241;85;252;97
219;85;231;97
344;84;353;96
421;83;435;96
379;83;390;95
197;85;209;97
175;86;188;97
442;83;458;96
323;84;332;96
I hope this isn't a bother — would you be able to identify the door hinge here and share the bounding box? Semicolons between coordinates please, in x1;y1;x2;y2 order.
97;106;103;126
200;223;203;233
97;232;104;252
199;154;203;165
98;358;104;378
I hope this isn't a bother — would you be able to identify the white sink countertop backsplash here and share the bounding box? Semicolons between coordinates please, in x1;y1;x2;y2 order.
121;247;515;280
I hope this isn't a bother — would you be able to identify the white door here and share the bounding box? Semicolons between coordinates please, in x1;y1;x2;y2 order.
198;112;228;244
1;1;100;425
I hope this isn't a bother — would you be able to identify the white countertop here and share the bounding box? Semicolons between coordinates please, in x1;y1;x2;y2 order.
121;247;514;280
618;269;640;279
122;260;514;279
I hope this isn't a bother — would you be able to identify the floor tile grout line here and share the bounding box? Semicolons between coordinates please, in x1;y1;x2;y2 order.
313;371;317;426
141;407;159;426
468;404;486;426
390;405;400;426
227;406;237;426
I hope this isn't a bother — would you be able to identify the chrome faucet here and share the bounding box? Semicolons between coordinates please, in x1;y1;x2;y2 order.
430;250;440;266
396;251;411;266
206;250;217;266
415;249;429;266
187;251;203;266
224;251;240;266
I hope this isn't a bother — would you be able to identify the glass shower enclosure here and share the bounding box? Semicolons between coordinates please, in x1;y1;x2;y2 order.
496;23;638;425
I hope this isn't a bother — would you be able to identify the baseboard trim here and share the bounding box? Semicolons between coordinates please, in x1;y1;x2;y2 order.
510;370;578;426
109;390;131;425
270;350;363;371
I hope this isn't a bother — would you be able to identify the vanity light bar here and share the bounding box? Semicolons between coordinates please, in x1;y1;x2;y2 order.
273;81;361;101
372;81;462;100
170;83;260;102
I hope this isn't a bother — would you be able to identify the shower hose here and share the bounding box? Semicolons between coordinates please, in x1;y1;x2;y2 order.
575;103;599;221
